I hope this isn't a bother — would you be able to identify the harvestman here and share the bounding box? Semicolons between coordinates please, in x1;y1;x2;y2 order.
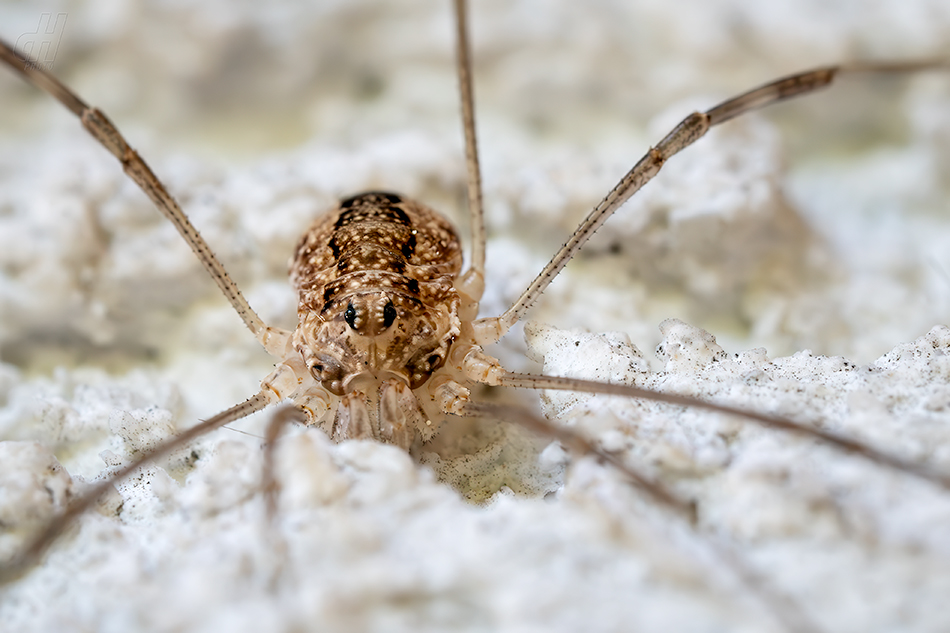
1;1;950;628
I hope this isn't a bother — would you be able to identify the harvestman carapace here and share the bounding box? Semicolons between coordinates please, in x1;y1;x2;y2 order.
1;2;949;630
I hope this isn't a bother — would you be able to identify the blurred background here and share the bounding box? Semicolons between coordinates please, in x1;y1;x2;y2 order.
1;0;949;373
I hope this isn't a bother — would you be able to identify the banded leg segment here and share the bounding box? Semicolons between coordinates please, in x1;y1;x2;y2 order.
474;60;950;344
0;39;271;340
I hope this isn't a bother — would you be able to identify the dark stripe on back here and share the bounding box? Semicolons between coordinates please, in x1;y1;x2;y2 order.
329;192;414;263
339;191;405;209
334;205;411;229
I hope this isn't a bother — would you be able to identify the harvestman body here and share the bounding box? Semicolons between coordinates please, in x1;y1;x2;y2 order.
3;1;950;629
279;190;479;447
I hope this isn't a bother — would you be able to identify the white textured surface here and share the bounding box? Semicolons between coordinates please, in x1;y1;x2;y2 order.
2;1;950;632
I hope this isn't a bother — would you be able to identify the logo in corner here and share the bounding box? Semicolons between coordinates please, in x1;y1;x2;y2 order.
16;13;68;71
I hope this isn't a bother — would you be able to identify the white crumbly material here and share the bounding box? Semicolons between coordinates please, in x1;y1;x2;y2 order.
2;1;950;632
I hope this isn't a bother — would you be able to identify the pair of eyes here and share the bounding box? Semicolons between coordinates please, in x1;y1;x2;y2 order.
343;301;397;331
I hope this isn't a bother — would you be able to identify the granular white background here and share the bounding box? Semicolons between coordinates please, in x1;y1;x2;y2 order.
1;1;950;632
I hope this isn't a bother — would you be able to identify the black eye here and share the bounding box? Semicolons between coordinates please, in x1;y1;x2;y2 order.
344;302;357;329
382;301;396;328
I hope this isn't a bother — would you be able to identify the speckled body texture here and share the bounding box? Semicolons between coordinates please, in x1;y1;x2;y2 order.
3;1;950;631
289;192;463;395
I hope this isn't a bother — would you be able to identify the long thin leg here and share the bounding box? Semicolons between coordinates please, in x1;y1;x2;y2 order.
258;405;308;592
0;40;269;339
473;60;950;344
499;372;950;491
456;400;820;633
261;405;308;522
458;400;696;521
0;392;270;585
453;0;486;297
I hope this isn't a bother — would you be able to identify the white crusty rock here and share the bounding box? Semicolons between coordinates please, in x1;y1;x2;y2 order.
2;1;950;632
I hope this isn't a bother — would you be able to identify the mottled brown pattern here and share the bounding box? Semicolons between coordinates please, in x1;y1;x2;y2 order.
289;192;463;395
4;6;950;598
291;192;462;310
